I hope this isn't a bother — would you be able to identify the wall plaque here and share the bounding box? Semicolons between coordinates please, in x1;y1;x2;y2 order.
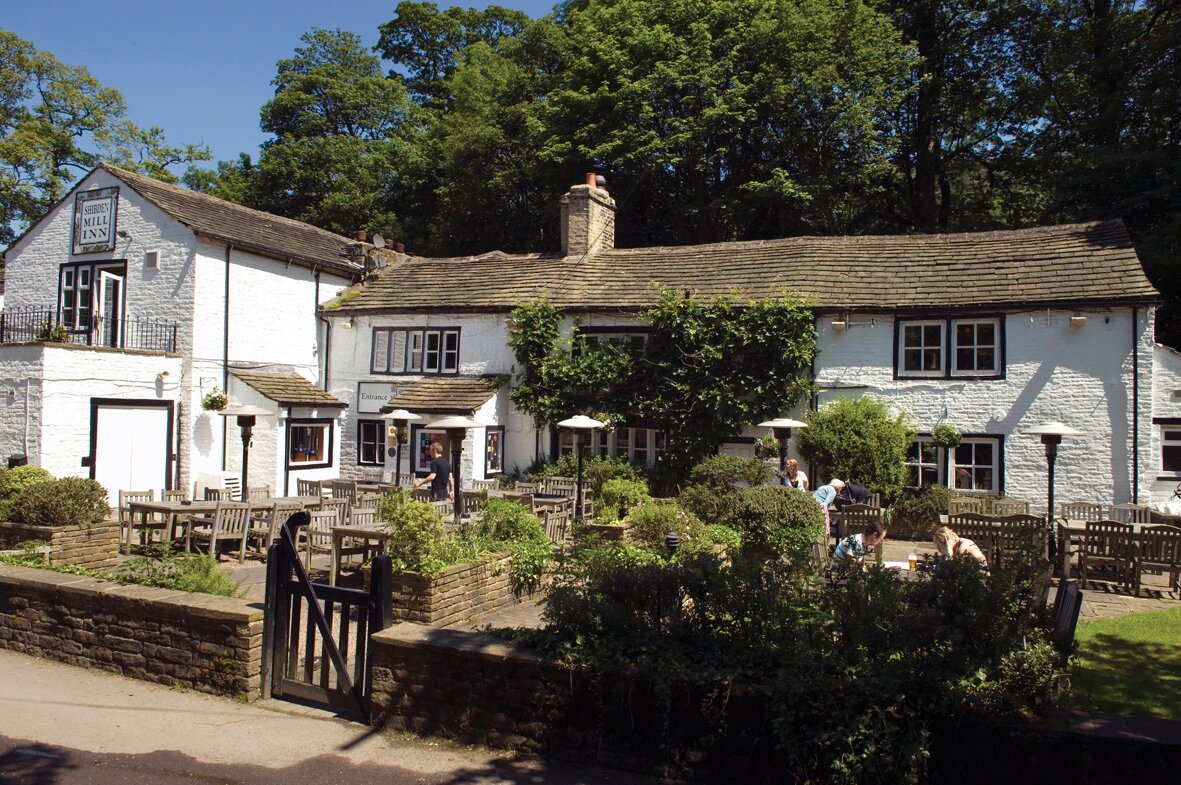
72;187;119;255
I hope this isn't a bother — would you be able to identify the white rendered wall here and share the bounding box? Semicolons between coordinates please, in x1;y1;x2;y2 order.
0;344;180;484
1149;343;1181;506
814;307;1155;514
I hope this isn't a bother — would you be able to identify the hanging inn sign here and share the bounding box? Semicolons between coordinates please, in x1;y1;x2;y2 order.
72;187;119;255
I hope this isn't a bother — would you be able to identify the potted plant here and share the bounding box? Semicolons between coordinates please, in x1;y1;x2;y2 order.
202;386;228;412
37;321;70;343
754;432;780;461
931;424;962;449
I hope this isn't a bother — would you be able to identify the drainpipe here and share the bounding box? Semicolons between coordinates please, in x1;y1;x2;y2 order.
1132;307;1140;502
283;406;292;496
221;245;232;469
315;269;332;391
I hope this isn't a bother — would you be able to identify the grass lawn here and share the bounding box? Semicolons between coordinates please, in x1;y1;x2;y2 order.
1070;607;1181;721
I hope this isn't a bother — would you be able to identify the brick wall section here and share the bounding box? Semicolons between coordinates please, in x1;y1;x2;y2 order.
393;554;519;626
0;521;119;570
0;563;262;698
368;624;774;781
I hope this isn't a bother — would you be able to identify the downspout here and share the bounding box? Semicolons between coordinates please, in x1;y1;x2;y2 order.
1132;307;1139;503
283;405;292;496
315;268;331;391
221;245;232;469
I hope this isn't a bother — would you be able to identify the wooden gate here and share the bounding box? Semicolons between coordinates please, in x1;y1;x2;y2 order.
261;511;393;719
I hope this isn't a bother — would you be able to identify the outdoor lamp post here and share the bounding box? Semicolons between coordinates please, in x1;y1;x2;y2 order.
757;418;808;485
1023;421;1084;531
425;416;482;523
219;402;273;500
557;415;606;525
380;408;421;487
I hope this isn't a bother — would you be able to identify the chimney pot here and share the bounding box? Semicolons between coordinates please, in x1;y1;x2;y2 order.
585;172;597;187
357;229;367;242
395;242;405;253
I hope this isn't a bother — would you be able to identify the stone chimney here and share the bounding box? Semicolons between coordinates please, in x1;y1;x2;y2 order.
560;172;616;257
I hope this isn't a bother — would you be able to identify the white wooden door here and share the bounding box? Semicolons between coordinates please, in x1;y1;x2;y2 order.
93;404;170;506
97;270;122;347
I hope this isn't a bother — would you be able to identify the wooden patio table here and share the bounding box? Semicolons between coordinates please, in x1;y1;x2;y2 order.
1057;519;1152;577
126;496;321;554
329;525;391;587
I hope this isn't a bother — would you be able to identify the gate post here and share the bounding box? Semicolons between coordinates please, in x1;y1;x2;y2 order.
261;540;290;700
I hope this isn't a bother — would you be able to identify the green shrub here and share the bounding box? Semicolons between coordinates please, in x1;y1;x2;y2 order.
112;552;240;596
795;395;911;503
688;454;772;491
889;484;952;539
471;499;551;590
533;454;645;499
0;465;53;521
595;477;650;522
676;483;738;527
473;499;542;540
624;501;707;553
706;524;743;550
15;477;110;527
730;485;823;561
378;492;459;573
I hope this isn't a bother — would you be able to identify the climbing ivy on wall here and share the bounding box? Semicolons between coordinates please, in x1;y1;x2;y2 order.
507;291;817;480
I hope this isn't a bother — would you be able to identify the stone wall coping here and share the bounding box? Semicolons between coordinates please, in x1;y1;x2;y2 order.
373;622;555;667
0;519;120;533
0;563;260;621
397;552;512;582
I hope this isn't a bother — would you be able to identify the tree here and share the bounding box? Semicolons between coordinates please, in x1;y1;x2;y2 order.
541;0;916;244
795;395;912;502
242;28;413;237
0;29;209;244
376;1;532;104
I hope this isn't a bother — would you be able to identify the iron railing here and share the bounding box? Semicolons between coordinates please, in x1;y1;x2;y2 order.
0;307;178;353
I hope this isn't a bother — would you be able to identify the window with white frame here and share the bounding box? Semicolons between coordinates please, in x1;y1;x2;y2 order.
1161;426;1181;473
898;317;1004;378
585;427;666;466
357;420;385;466
371;327;460;374
905;438;944;487
288;419;333;467
899;321;944;376
579;330;649;355
951;318;1000;375
952;438;999;494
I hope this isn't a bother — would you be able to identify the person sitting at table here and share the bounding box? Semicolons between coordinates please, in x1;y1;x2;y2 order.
932;525;988;567
784;458;809;491
833;521;887;563
415;443;453;502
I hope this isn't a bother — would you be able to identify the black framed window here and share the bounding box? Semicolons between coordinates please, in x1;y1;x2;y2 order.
896;316;1004;379
372;327;460;374
357;419;385;466
952;438;1000;494
485;426;505;474
288;418;333;468
574;327;649;358
1162;427;1181;473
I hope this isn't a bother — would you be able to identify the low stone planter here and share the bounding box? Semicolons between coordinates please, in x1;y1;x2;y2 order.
0;520;119;570
391;553;522;627
579;521;632;543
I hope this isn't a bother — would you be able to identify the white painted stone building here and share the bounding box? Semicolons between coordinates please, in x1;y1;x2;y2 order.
0;165;360;502
322;177;1168;514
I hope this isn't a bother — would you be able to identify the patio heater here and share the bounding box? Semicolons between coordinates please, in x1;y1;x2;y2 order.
557;415;606;525
757;418;808;485
425;416;482;523
380;408;421;487
219;402;273;501
1023;421;1084;551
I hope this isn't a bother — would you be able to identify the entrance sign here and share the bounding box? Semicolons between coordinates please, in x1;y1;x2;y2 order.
356;381;396;414
73;187;119;255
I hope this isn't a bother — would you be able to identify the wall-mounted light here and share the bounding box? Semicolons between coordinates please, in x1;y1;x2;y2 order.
831;319;848;332
341;317;354;329
1070;315;1087;330
155;371;170;385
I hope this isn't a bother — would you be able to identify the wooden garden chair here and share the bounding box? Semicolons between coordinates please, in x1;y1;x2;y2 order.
1061;501;1102;522
1133;526;1181;596
948;496;986;515
248;500;302;557
991;498;1030;517
1079;520;1136;589
118;489;158;552
188;501;252;563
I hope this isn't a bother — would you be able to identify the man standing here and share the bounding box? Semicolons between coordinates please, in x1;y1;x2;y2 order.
416;442;453;501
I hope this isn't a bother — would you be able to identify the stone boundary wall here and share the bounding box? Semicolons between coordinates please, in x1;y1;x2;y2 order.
0;563;262;698
393;554;520;626
0;520;120;570
368;624;772;781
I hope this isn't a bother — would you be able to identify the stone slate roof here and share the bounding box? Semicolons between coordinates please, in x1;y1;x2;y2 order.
328;219;1158;314
101;165;362;279
383;377;502;415
230;371;346;408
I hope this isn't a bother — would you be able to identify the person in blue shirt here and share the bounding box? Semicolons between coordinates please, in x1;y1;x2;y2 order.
834;521;888;563
812;478;845;538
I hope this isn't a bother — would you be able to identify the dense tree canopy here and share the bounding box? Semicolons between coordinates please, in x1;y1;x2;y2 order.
0;29;209;245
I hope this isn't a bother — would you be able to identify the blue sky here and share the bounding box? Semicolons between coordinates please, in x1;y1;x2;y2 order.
4;0;557;168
